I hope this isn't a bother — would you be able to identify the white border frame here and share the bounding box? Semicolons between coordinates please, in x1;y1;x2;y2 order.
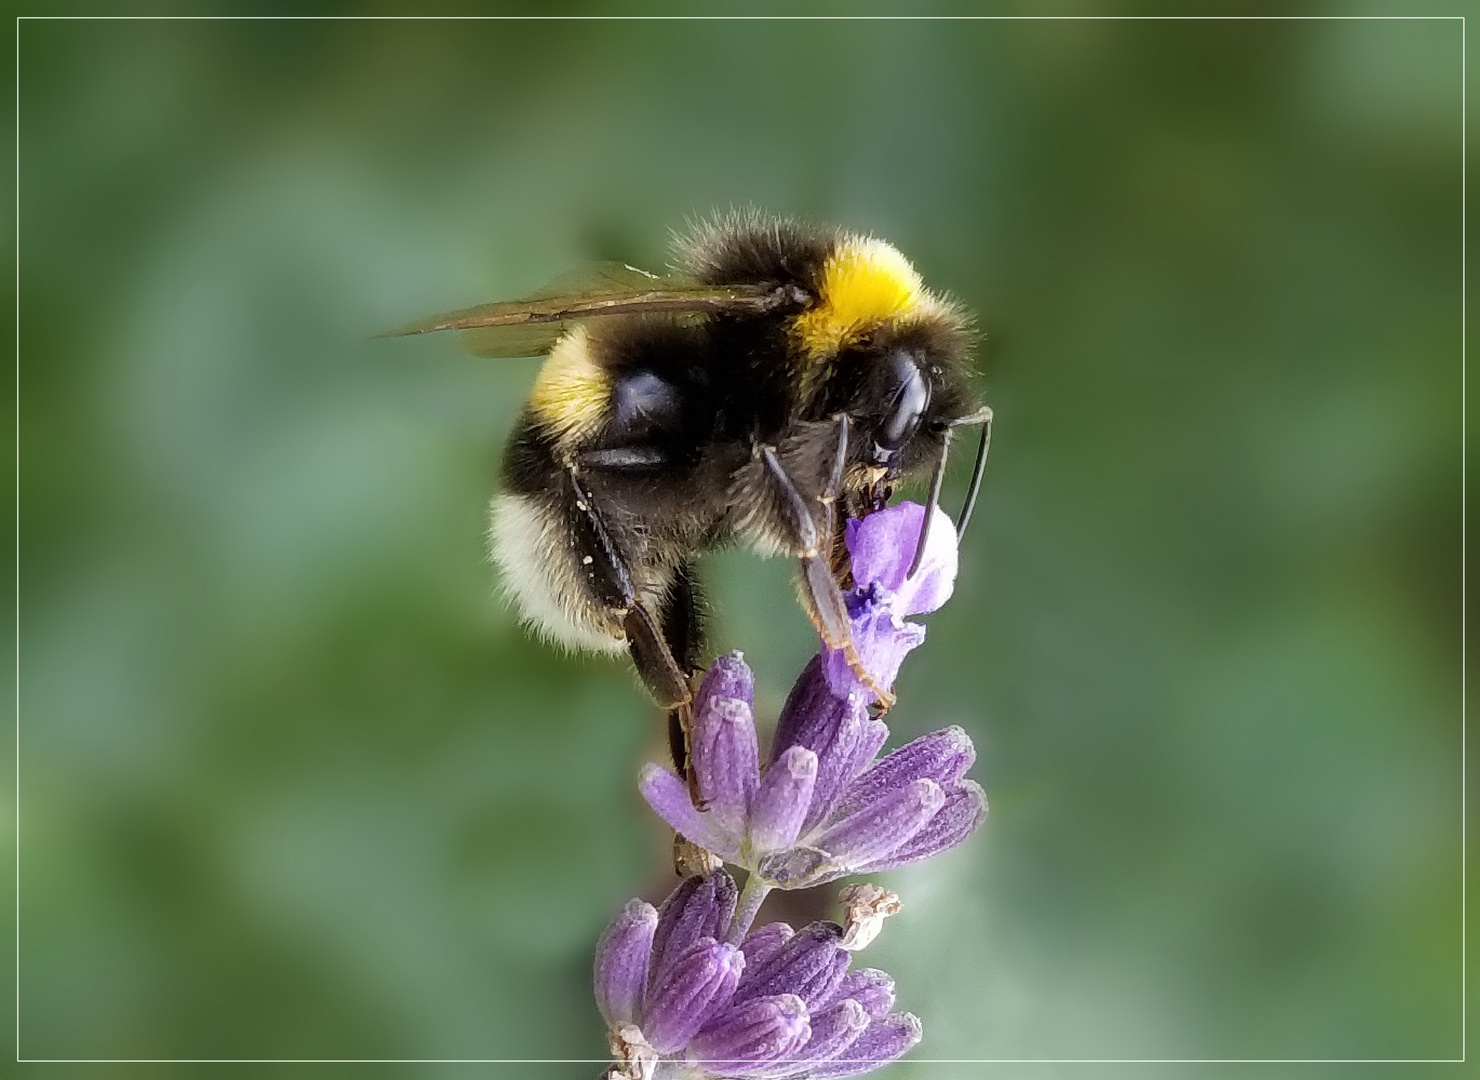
10;12;1468;1068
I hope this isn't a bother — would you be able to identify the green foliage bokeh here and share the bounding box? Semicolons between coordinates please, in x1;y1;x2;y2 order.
11;13;1465;1077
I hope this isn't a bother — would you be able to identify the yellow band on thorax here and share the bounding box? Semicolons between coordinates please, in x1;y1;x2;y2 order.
791;237;926;359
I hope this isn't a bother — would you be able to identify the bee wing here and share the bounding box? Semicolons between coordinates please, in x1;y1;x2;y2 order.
377;262;785;358
461;263;672;358
518;261;669;299
458;323;577;359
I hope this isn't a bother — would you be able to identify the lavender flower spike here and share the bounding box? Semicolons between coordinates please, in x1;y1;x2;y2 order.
597;870;921;1080
640;502;986;889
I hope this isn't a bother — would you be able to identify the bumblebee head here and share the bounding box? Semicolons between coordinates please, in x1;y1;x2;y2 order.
844;316;979;483
792;234;979;479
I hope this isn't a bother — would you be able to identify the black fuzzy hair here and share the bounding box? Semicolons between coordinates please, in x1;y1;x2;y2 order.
674;209;838;292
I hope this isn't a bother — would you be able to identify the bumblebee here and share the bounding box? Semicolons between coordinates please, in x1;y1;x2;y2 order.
384;212;990;734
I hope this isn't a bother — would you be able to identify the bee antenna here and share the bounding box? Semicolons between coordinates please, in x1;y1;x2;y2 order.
906;430;951;580
955;408;993;540
907;407;993;579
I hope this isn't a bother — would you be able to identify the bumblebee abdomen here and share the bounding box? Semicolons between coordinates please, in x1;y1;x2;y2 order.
525;325;612;450
490;483;685;656
522;316;744;458
488;491;629;655
494;394;698;659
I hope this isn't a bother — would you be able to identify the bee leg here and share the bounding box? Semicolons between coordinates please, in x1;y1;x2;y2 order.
667;710;689;781
819;414;850;573
657;564;716;871
659;560;706;790
624;606;694;712
758;446;846;639
626;603;709;813
566;468;693;712
758;442;896;711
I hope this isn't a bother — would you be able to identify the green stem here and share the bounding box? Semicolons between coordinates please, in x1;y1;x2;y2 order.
728;873;772;945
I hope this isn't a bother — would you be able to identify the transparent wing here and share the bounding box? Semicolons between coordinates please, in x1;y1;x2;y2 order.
377;262;787;358
461;263;666;358
458;322;575;359
520;261;667;299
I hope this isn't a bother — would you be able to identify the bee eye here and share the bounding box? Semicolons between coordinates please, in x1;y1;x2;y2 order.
874;353;931;459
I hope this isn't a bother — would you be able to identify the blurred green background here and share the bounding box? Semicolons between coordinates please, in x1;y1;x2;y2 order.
8;10;1468;1078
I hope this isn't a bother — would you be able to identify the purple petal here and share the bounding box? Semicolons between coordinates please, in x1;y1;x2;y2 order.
642;938;745;1054
733;921;844;1006
692;697;760;836
818;502;958;701
834;726;975;819
649;872;739;999
695;652;755;718
812;778;945;869
804;714;889;837
821;605;926;702
756;998;868;1076
853;779;987;874
748;746;817;854
769;658;887;835
770;656;853;763
688;993;811;1076
741;923;794;968
846;501;958;615
806;1012;923;1079
639;764;742;862
792;946;850;1009
823;969;896;1021
593;898;658;1026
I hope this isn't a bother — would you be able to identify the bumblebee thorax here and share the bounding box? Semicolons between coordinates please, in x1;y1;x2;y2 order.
791;237;927;359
